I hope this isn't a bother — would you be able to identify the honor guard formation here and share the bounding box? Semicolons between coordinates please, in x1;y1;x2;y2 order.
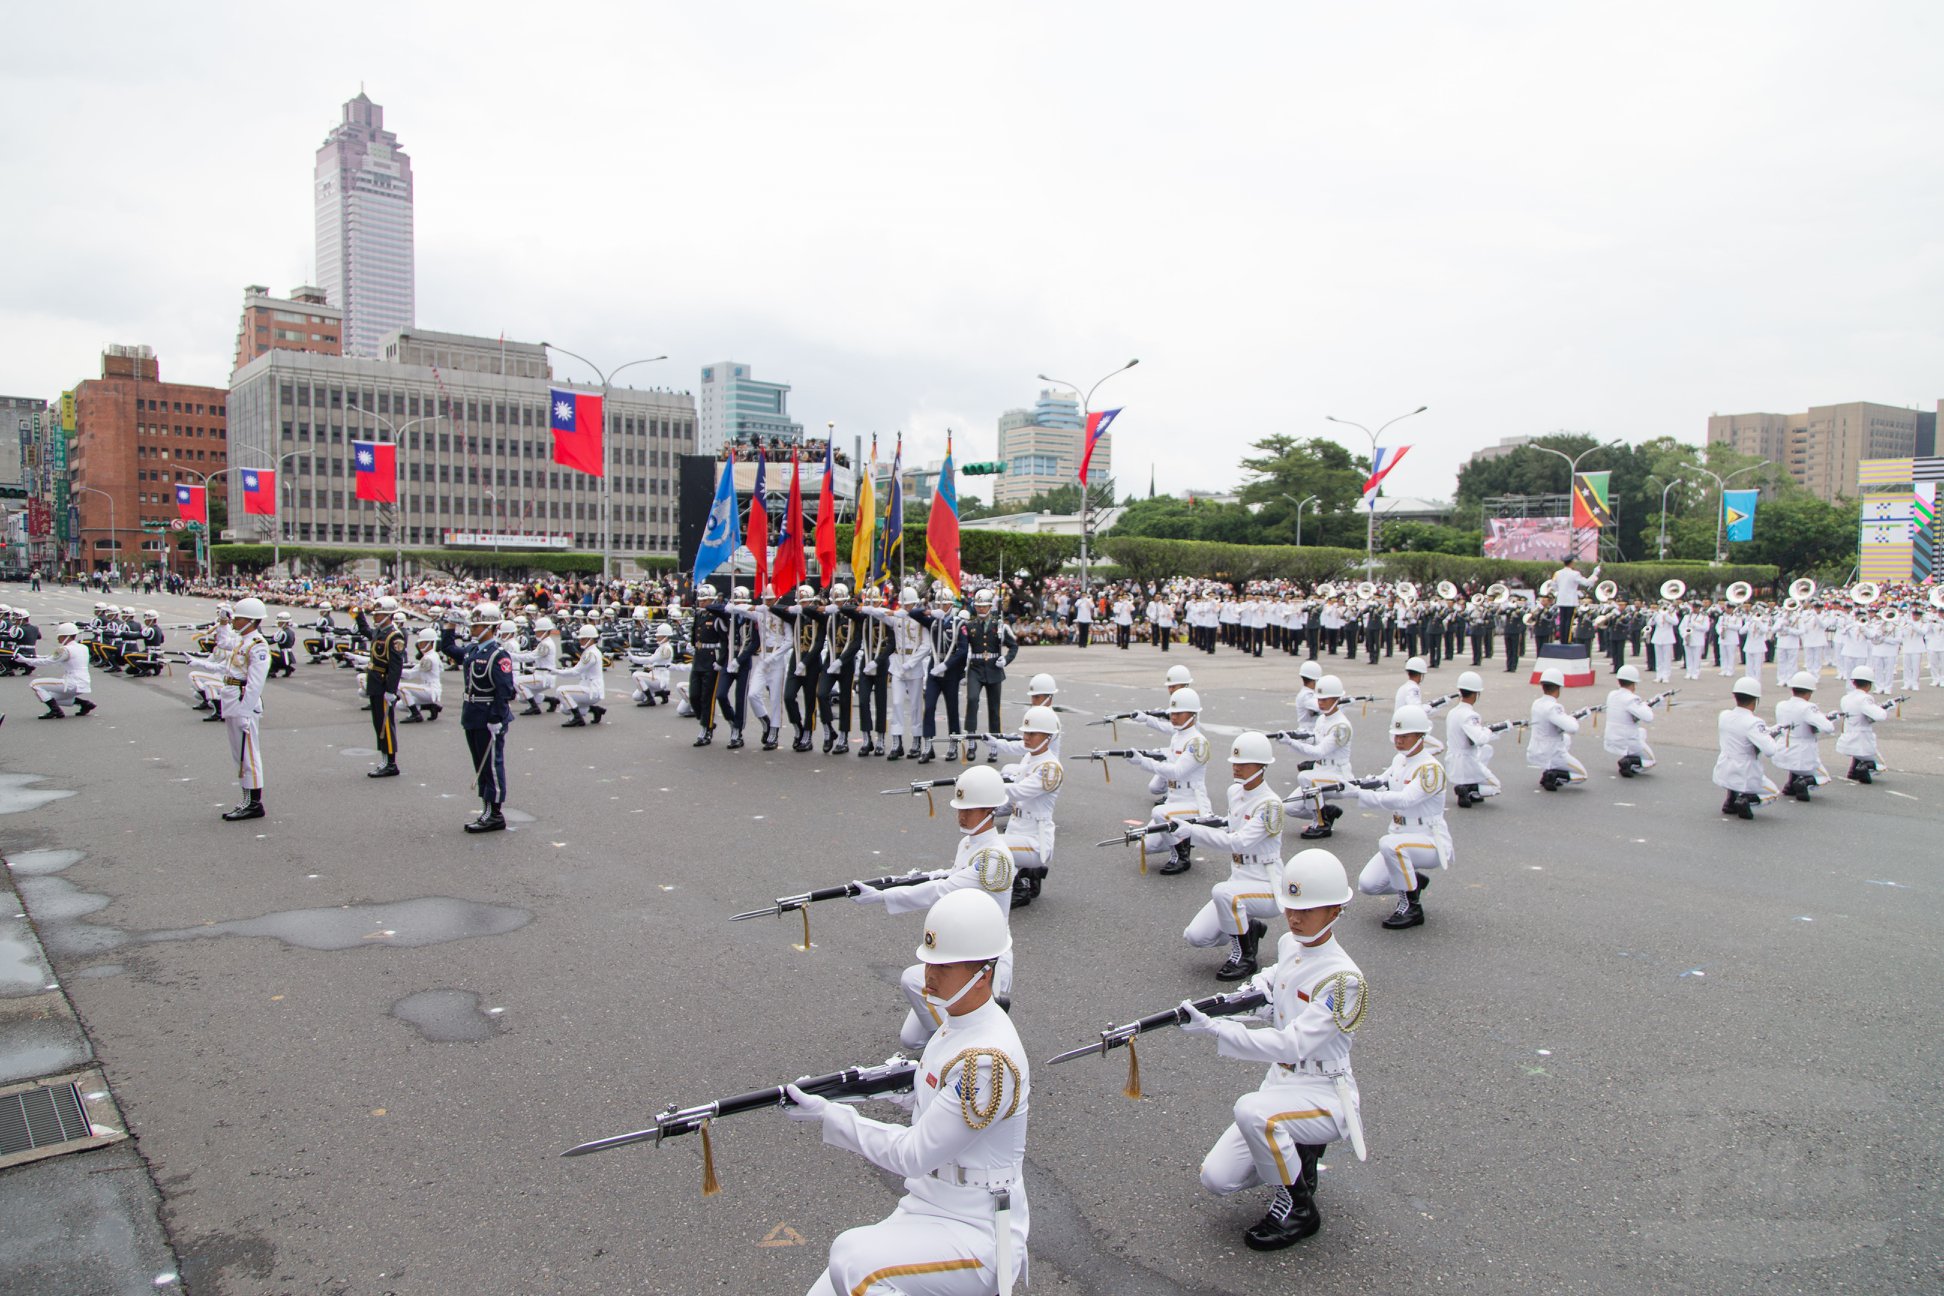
14;567;1938;1295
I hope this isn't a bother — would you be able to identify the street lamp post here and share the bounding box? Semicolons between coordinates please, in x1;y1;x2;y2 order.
1648;476;1684;561
1529;438;1621;563
1325;406;1428;576
241;450;300;574
541;345;667;587
1691;461;1770;565
1036;359;1138;598
1281;492;1320;547
74;485;115;577
349;408;441;589
174;466;233;579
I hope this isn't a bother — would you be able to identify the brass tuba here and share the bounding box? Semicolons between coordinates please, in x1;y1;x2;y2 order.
1789;577;1817;601
1726;581;1753;605
1660;579;1687;601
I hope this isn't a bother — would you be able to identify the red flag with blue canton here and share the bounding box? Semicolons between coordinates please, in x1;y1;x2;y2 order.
174;483;206;524
549;387;605;478
747;452;769;596
1080;408;1120;486
353;440;397;502
771;453;807;596
240;468;276;516
814;438;838;585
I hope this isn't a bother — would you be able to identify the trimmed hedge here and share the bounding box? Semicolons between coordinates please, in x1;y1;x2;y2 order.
210;544;673;578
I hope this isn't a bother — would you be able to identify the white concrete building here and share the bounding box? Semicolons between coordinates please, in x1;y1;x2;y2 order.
696;361;803;454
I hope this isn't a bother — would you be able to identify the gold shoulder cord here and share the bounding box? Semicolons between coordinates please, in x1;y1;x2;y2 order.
943;1048;1023;1130
1318;971;1369;1033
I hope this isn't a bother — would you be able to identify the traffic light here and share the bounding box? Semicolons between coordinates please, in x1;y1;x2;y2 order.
960;461;1007;476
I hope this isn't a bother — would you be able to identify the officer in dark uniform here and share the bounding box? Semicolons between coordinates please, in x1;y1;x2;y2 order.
356;598;408;778
1304;597;1323;660
1362;601;1383;666
779;584;825;752
460;602;516;834
854;587;893;757
715;587;759;749
1469;600;1492;666
1422;602;1445;668
266;613;297;677
1502;602;1527;673
687;582;726;747
817;584;862;752
914;591;968;764
960;587;1018;762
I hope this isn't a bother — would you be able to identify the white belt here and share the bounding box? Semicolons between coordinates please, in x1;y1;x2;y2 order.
1389;815;1438;830
1276;1058;1351;1078
1233;854;1279;868
928;1162;1017;1190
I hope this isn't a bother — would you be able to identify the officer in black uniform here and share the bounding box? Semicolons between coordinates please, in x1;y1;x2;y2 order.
778;584;825;752
817;583;863;752
960;587;1018;762
687;582;726;747
267;613;297;677
356;597;408;778
460;602;516;833
914;591;968;764
714;587;759;749
1502;602;1527;673
854;587;893;757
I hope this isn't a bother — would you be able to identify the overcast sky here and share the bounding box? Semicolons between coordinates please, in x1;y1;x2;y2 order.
3;2;1939;505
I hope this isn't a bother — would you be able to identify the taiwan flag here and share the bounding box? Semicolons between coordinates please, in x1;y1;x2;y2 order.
1080;408;1120;487
549;387;605;477
746;452;770;596
174;483;206;524
240;468;276;516
814;438;838;586
771;453;807;597
352;439;397;502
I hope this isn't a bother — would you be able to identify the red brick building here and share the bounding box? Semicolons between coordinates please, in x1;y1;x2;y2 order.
232;284;343;373
70;346;230;573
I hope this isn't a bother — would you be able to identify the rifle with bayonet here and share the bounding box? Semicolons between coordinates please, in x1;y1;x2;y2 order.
561;1054;917;1195
881;776;959;816
1080;748;1163;785
1424;692;1460;711
1045;986;1268;1099
1259;729;1313;743
731;870;940;948
1096;812;1224;874
1088;709;1160;740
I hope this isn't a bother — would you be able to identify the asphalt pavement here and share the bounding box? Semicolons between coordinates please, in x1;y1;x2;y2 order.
2;586;1939;1296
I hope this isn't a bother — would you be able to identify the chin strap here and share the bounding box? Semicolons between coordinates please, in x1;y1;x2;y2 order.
923;965;988;1014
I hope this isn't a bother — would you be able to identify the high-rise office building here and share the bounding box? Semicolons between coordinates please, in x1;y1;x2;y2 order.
695;362;803;454
1707;401;1929;502
315;92;415;358
993;389;1109;507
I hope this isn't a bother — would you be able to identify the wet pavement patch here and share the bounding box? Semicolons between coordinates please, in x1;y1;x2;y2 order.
0;1020;92;1087
0;775;77;816
144;897;532;951
390;990;502;1042
0;920;57;997
4;850;85;877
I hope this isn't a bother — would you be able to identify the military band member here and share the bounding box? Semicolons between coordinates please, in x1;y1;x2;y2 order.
1602;664;1657;777
1502;598;1527;673
556;624;608;726
1528;668;1589;790
23;621;95;719
781;585;826;750
961;589;1018;760
397;628;444;722
1176;731;1285;980
1773;670;1832;801
460;603;517;833
630;623;676;707
216;599;272;821
1445;670;1504;807
1184;847;1365;1251
785;889;1029;1296
357;597;407;778
852;766;1016;1049
1282;675;1354;839
1350;705;1449;929
1714;677;1780;819
999;706;1063;908
1836;666;1891;784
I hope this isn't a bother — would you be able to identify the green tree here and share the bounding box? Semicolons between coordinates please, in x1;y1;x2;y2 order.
1234;435;1371;547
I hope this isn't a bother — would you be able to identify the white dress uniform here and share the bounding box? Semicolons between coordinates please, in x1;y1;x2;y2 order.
555;643;606;718
999;750;1062;871
805;998;1030;1296
881;828;1016;1048
1180;779;1285;948
1284;709;1354;826
1352;746;1452;897
1526;695;1586;782
397;647;444;710
747;604;794;729
1679;611;1708;680
1291;685;1320;738
1713;707;1780;801
1717;611;1744;674
27;640;93;708
1897;615;1925;690
1835;688;1888;763
865;606;932;743
1195;934;1365;1195
1131;706;1178;797
513;635;560;704
1601;687;1657;770
1443;701;1501;798
630;641;674;703
1132;722;1213;834
216;629;272;792
1772;695;1834;781
1926;613;1944;686
1801;611;1830;675
188;623;239;708
1649;609;1679;681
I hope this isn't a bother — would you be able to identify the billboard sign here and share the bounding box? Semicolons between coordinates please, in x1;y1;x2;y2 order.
1483;516;1596;563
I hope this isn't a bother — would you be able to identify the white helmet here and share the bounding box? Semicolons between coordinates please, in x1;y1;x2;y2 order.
375;596;400;616
899;585;918;606
534;617;557;633
915;889;1012;965
1165;664;1194;686
1539;668;1565;688
1733;676;1762;698
56;621;80;638
632;607;649;620
577;624;599;640
1615;665;1641;684
1020;705;1061;735
1456;670;1484;693
655;623;674;639
1276;848;1354;910
1788;671;1818;691
216;601;232;614
145;609;161;620
1299;661;1322;683
1405;656;1429;674
471;602;502;626
732;586;751;604
1229;731;1276;766
497;620;517;638
1028;672;1058;696
1849;666;1875;685
796;584;816;601
829;583;852;601
949;765;1010;810
1315;674;1346;700
317;601;332;611
697;583;718;601
1167;687;1203;716
415;628;437;645
233;597;267;622
972;588;995;606
1389;704;1433;736
275;611;292;622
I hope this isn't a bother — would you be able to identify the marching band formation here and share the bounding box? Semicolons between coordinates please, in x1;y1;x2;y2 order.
9;569;1937;1294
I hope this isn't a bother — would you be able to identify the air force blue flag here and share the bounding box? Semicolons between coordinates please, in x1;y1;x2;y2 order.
692;457;742;587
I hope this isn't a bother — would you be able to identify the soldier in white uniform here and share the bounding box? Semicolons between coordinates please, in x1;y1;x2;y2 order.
977;674;1063;764
744;591;796;750
1185;847;1366;1251
999;707;1063;909
1394;655;1427;713
187;603;238;717
1445;670;1504;807
1772;670;1834;802
787;889;1029;1296
1925;609;1944;687
23;622;95;718
1124;665;1196;798
216;598;273;822
512;617;561;713
1527;667;1589;790
1123;687;1212;875
397;628;444;723
1714;676;1780;819
1291;661;1324;739
630;623;675;706
1176;732;1285;980
1350;705;1451;930
853;766;1017;1049
1649;603;1680;682
1282;675;1354;839
1835;666;1891;783
1602;664;1657;777
1679;606;1709;681
555;624;608;727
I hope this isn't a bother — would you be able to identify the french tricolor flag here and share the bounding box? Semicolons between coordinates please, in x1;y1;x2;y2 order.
1362;445;1410;508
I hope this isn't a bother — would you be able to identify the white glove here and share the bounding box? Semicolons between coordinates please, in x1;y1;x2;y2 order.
726;659;739;674
930;664;946;678
851;880;884;905
783;1082;828;1122
863;661;877;676
794;662;805;676
1179;999;1218;1035
383;691;398;706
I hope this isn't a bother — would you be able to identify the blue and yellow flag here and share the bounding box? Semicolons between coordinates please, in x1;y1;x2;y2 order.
1723;490;1757;543
882;434;905;582
851;435;877;583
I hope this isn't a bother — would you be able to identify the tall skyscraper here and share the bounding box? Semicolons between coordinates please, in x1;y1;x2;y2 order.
696;362;804;454
314;92;415;358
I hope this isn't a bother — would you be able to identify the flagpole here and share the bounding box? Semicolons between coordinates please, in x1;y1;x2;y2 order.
353;409;441;589
1326;406;1428;578
541;344;666;587
1037;360;1138;598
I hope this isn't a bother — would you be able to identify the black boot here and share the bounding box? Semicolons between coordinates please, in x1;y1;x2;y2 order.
1158;839;1193;875
1243;1180;1321;1251
944;738;960;761
792;726;811;752
521;701;542;716
589;705;606;725
74;698;96;717
1617;756;1635;778
1734;792;1755;820
464;803;507;834
1855;759;1874;785
916;740;935;765
424;704;441;722
1216;919;1265;981
726;730;745;749
38;701;65;719
1297;1144;1323;1196
222;789;265;821
761;723;779;751
885;737;905;762
544;697;559;712
1792;775;1812;803
822;729;836;753
1383;885;1425;929
560;713;587;727
831;732;850;754
693;728;714;747
1721;792;1740;815
401;706;425;724
368;760;400;778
